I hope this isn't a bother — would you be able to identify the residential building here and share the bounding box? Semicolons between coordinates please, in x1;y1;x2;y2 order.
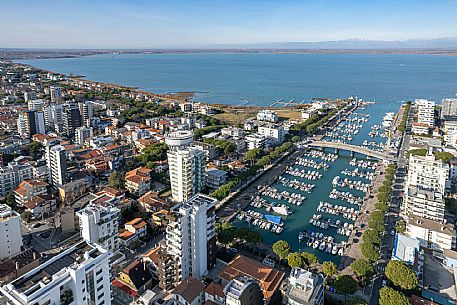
0;249;40;284
23;91;36;102
46;144;68;187
219;254;285;304
391;234;423;274
76;200;120;252
138;191;167;213
158;194;217;290
79;101;94;127
14;179;48;206
17;110;45;138
166;131;206;203
206;168;227;189
402;150;449;222
0;158;34;197
258;124;285;144
75;126;94;146
118;218;147;246
281;268;324;305
117;259;153;296
27;99;44;112
221;127;245;139
441;98;457;121
172;277;206;305
49;85;62;103
406;215;456;251
0;241;112;305
125;167;152;196
23;195;57;219
204;282;225;305
44;103;64;132
245;133;269;150
224;276;264;305
415;99;435;126
0;204;23;261
411;122;430;135
63;103;82;138
257;110;278;123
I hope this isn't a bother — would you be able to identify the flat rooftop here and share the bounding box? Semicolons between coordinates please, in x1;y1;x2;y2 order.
10;241;102;296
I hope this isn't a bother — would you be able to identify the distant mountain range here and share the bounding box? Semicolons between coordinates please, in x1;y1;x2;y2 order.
197;38;457;49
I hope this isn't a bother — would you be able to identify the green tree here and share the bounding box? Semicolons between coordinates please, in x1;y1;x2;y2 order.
28;141;43;154
350;259;375;278
361;242;379;261
395;220;406;234
5;193;17;210
334;275;357;296
216;222;236;245
322;261;338;277
108;171;125;189
434;151;454;163
256;155;272;167
370;211;385;223
301;252;318;266
21;211;32;222
375;201;388;212
272;240;290;260
292;136;300;142
362;229;381;245
235;227;263;244
385;260;418;290
287;252;303;268
379;287;411;305
377;192;390;203
245;148;263;161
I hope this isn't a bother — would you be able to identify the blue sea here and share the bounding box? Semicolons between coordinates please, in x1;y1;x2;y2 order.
20;53;457;106
20;53;457;263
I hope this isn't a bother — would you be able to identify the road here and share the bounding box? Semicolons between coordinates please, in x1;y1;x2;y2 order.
369;104;412;305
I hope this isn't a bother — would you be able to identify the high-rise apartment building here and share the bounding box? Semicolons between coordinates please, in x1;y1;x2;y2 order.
63;103;82;139
23;91;36;102
402;150;449;222
27;99;44;112
79;101;94;127
415;99;435;126
166;131;206;203
49;85;62;103
17;110;45;138
46;144;67;187
75;126;94;146
441;98;457;121
158;194;217;290
44;104;64;132
76;201;120;252
0;241;112;305
0;157;34;197
0;204;23;261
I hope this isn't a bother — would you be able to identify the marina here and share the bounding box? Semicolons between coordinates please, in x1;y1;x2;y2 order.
233;105;396;263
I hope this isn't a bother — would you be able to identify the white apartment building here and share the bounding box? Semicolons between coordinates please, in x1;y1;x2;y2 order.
76;199;120;252
402;151;449;222
0;204;23;261
23;92;36;102
245;133;270;150
46;145;68;187
443;120;457;148
407;215;456;251
17;110;45;138
27;99;44;112
44;104;64;132
441;98;457;121
0;241;112;305
225;276;264;305
49;85;62;103
0;158;34;197
257;110;278;123
415;99;435;126
159;194;217;290
282;268;324;305
75;126;94;147
79;101;94;127
166;131;205;203
258;124;285;144
221;127;245;139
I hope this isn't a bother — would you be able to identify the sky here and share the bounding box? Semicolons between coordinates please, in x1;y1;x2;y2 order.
1;0;457;48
